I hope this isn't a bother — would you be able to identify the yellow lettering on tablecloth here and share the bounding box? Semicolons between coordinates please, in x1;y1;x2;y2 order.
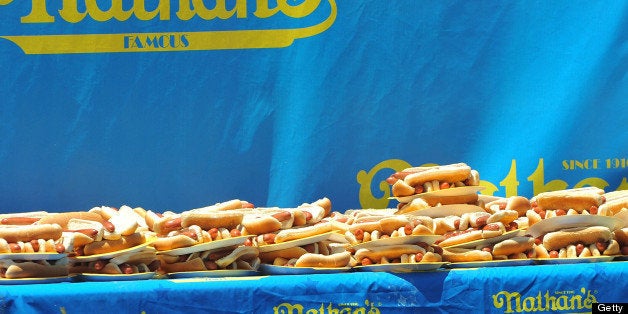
492;287;596;313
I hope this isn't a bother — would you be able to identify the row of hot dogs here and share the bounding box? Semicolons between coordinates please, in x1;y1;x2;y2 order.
383;163;628;263
0;163;626;281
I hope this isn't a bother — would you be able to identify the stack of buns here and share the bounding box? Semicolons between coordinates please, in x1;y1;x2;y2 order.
387;163;482;214
0;212;68;279
40;207;157;276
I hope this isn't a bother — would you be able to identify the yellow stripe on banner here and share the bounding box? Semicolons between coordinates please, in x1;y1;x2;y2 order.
0;0;336;54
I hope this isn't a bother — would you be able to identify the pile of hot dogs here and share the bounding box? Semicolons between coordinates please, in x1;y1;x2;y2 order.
0;163;626;282
385;163;628;263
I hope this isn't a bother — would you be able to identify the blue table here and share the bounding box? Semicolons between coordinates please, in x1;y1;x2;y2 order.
1;261;626;313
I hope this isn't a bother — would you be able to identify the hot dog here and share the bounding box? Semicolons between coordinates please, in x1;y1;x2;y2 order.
0;211;47;225
532;187;605;214
485;196;531;217
343;213;437;245
437;229;483;247
158;256;207;273
613;228;628;255
0;259;69;279
180;211;244;231
536;240;620;259
214;246;259;268
157;245;260;273
149;204;254;253
490;236;535;257
69;247;160;275
0;224;63;243
354;244;426;263
37;212;108;229
311;197;333;218
296;204;326;225
541;226;612;251
37;211;143;257
432;216;459;235
294;251;351;268
206;199;255;211
387;163;479;198
396;198;431;215
152;234;199;251
259;246;309;263
0;222;70;279
240;213;284;235
273;222;333;243
442;247;492;262
104;205;144;236
418;193;480;207
435;211;510;247
403;163;474;191
66;219;106;241
354;242;443;265
88;206;119;221
598;190;628;216
0;238;60;254
152;215;183;236
82;232;146;255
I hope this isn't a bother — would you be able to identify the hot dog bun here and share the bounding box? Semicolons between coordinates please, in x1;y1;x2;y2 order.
598;191;628;216
614;228;628;245
274;222;333;243
180;211;244;230
158;257;206;273
294;251;351;268
437;230;483;247
418;193;480;207
534;188;605;212
215;246;259;268
0;224;63;243
241;215;283;235
396;198;431;215
2;261;69;279
152;234;198;251
83;232;145;255
485;196;531;217
0;211;47;225
392;180;415;197
542;226;612;251
491;237;535;256
259;246;309;263
354;244;426;262
442;247;492;262
37;212;107;229
403;163;472;188
312;197;333;218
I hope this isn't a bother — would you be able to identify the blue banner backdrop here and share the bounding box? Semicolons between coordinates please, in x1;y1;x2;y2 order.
0;1;626;214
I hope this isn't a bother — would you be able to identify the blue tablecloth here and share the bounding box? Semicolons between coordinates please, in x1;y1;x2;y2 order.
1;261;626;313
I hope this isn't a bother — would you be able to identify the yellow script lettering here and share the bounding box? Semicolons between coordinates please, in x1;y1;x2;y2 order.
21;0;54;23
528;158;568;195
499;159;519;197
274;302;304;314
255;0;321;18
177;0;246;21
493;291;521;313
356;159;412;209
59;0;168;23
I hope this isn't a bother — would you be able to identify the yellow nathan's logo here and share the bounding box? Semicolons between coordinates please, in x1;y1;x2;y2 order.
273;300;381;314
356;158;628;209
0;0;336;54
492;287;597;313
